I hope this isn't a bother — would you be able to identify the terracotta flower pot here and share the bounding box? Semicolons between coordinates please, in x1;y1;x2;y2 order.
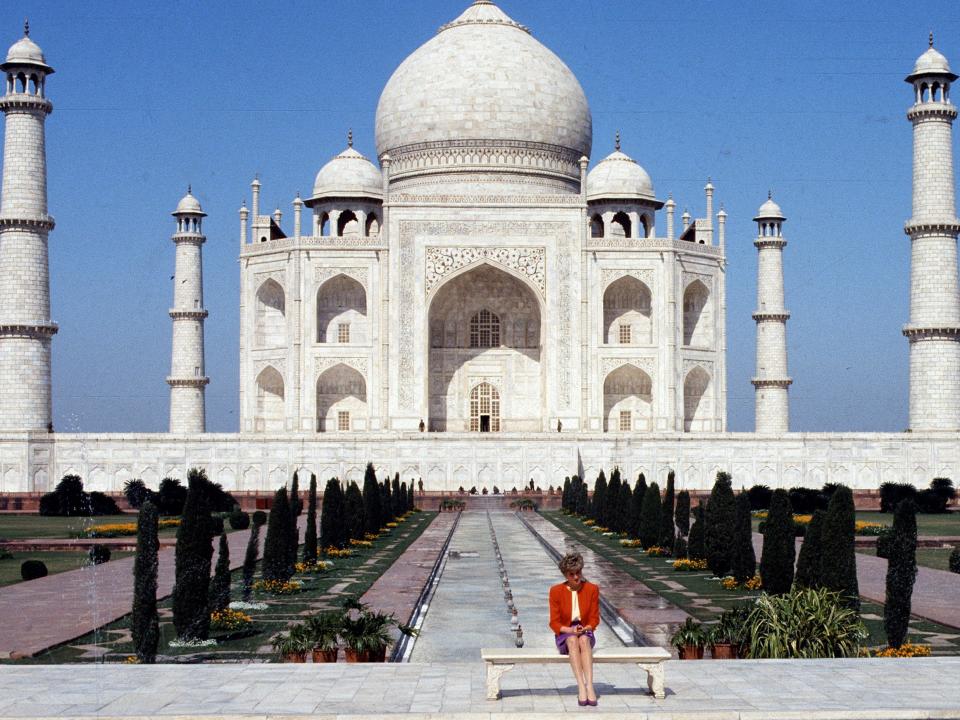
284;651;308;663
368;645;387;662
677;644;704;659
344;648;369;663
312;648;338;663
710;643;736;659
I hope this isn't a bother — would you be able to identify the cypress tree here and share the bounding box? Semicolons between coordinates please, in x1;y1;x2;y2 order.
795;509;825;588
688;503;706;560
363;463;382;536
408;482;415;511
675;490;691;538
659;471;676;548
562;477;571;511
605;468;622;531
208;532;231;613
759;489;795;594
577;479;588;516
705;471;737;577
821;485;860;611
286;488;300;580
399;481;408;513
629;474;647;539
393;473;402;518
885;499;918;648
617;481;632;536
592;470;607;524
320;478;347;549
303;474;318;563
731;491;756;584
639;481;662;548
131;500;159;664
172;469;215;640
241;521;260;601
290;471;302;517
345;481;366;540
379;479;390;528
263;487;292;582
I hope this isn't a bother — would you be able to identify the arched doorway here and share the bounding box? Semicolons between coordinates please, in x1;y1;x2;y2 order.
603;275;652;345
427;263;542;431
683;366;711;432
255;366;284;432
469;382;500;432
603;364;652;432
316;363;367;432
317;274;367;343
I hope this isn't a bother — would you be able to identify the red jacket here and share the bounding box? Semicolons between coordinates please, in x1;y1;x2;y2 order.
549;580;600;635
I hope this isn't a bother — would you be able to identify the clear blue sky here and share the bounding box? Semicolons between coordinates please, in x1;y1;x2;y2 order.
1;0;956;433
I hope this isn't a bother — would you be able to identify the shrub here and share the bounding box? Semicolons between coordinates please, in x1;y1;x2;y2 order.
54;475;88;516
132;501;159;663
158;478;188;516
617;481;632;538
821;485;859;611
392;474;402;518
747;484;773;511
362;464;382;536
87;545;111;565
228;508;250;530
241;522;261;601
591;470;607;523
673;535;688;559
289;472;301;518
263;487;293;582
319;478;347;550
950;546;960;574
917;478;955;514
252;510;267;527
688;503;706;560
562;477;571;511
787;487;826;514
304;475;319;562
20;559;47;581
206;481;237;514
208;532;231;614
639;481;661;549
577;479;589;517
604;468;622;532
759;489;794;594
745;587;866;658
880;482;916;513
172;469;216;641
795;510;825;588
123;479;155;509
660;471;676;549
705;472;736;577
875;526;894;559
345;480;365;542
38;492;59;516
884;499;918;649
674;489;690;538
929;478;956;507
87;492;121;516
731;491;756;584
629;474;646;539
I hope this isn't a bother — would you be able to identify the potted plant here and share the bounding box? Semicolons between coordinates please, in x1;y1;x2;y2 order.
340;598;417;662
670;617;706;660
724;603;752;658
272;623;312;663
304;610;344;663
707;615;736;659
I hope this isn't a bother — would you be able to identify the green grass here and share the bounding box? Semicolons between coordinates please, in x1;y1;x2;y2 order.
545;510;960;655
0;551;134;587
856;511;960;537
0;515;135;540
12;510;436;664
857;546;958;573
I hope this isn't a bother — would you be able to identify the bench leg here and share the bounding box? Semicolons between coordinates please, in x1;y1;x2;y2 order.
485;662;515;700
638;662;665;699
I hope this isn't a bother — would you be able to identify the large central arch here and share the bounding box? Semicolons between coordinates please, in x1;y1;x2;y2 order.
427;263;543;432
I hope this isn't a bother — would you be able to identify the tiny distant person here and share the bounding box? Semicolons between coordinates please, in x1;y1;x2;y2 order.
549;552;599;706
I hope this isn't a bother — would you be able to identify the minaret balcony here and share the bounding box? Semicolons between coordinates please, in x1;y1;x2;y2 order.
751;377;792;389
172;231;205;244
0;321;58;338
754;237;786;249
752;311;790;322
0;94;51;114
902;324;960;340
0;215;55;231
168;309;208;320
166;376;210;388
903;219;960;235
907;103;957;121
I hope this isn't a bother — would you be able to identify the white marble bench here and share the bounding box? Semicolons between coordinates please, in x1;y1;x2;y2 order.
481;646;670;700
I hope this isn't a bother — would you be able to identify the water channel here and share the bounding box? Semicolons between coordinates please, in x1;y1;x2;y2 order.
409;511;622;662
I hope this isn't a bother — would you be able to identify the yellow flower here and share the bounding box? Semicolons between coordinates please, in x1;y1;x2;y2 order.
210;608;254;631
672;558;708;571
872;643;931;658
721;576;738;590
252;579;302;595
324;547;353;558
645;546;670;557
583;519;595;526
619;538;642;548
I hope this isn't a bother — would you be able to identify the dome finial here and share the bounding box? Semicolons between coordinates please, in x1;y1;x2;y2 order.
187;184;192;195
768;189;772;200
615;130;621;152
347;128;353;148
23;19;29;37
930;31;934;48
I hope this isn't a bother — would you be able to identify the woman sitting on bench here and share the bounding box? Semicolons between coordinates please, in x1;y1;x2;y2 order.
549;552;600;706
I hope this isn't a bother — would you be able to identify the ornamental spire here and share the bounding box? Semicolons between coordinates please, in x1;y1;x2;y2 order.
23;19;29;37
347;128;353;148
615;130;621;151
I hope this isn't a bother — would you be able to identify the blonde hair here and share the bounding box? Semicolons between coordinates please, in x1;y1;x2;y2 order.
558;552;584;575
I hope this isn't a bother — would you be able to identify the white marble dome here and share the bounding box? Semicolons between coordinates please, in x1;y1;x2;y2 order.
311;145;383;200
375;0;592;160
754;195;785;221
908;46;955;80
174;190;205;215
587;150;655;201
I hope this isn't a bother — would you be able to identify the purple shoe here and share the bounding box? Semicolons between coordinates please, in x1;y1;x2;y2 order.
578;699;589;707
587;697;598;706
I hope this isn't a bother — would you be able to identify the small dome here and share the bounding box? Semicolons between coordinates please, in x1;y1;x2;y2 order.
173;189;205;216
1;25;53;72
754;195;784;221
310;145;383;201
906;36;958;82
586;150;655;201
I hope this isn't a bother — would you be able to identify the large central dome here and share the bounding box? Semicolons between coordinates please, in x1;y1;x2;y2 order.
375;0;592;191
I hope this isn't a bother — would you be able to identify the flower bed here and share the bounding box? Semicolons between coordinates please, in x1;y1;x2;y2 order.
721;574;762;590
84;518;180;538
855;521;885;535
646;546;670;557
619;538;642;548
253;579;303;595
673;558;708;571
295;560;332;574
324;547;353;558
210;608;254;632
871;643;931;658
349;539;373;548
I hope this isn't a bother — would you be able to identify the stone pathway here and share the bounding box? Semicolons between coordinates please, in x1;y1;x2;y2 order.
0;523;272;659
0;658;958;716
752;533;960;630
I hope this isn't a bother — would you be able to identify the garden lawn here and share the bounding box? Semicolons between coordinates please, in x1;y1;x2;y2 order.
14;510;436;663
0;514;187;540
856;511;960;537
0;551;134;587
544;510;960;656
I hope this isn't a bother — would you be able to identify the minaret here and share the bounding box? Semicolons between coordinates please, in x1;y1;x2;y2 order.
752;193;791;433
904;35;960;431
167;188;209;433
0;24;57;432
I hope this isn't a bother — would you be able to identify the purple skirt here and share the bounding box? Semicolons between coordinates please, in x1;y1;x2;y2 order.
555;619;596;655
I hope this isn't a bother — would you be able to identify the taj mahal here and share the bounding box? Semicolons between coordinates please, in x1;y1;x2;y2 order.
0;1;958;493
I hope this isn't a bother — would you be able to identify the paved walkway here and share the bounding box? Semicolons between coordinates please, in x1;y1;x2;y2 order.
0;658;958;717
0;523;270;659
752;533;960;630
